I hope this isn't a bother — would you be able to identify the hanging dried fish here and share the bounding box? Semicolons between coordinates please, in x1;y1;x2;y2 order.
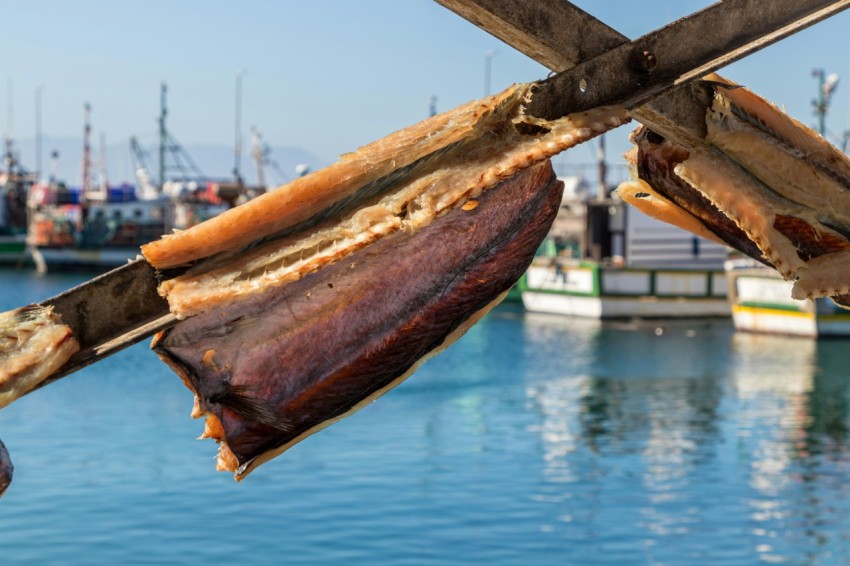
619;76;850;305
154;162;563;479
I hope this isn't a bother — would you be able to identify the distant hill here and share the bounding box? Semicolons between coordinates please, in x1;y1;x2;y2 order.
6;135;328;188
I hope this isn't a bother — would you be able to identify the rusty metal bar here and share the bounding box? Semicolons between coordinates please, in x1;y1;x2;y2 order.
436;0;850;149
36;259;174;386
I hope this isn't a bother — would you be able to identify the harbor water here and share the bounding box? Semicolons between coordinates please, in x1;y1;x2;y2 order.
2;268;850;564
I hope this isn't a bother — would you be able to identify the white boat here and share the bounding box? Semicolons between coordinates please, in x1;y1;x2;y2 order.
521;261;728;318
725;259;850;337
520;176;729;319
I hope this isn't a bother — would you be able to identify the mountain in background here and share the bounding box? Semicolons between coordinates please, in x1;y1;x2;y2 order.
6;135;327;188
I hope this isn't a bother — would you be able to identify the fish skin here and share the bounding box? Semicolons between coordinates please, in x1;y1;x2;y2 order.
153;161;563;479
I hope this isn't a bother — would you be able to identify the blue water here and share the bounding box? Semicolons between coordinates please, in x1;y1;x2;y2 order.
2;268;850;564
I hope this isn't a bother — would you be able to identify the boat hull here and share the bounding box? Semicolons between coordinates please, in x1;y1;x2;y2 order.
0;236;29;266
521;262;729;319
727;267;850;337
31;246;140;271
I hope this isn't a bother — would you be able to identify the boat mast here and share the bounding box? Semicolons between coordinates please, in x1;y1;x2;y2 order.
81;102;91;199
159;83;167;191
233;69;246;188
5;79;13;176
35;85;43;182
99;132;108;194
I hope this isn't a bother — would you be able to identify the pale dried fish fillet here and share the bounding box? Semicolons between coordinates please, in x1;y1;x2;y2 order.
706;75;850;222
0;305;79;409
619;128;765;263
152;84;629;319
142;84;566;269
674;149;814;279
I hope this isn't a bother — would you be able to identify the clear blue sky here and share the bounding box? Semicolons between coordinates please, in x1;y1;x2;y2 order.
4;1;850;178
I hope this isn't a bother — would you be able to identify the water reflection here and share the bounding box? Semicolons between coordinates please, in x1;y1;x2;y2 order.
524;316;729;476
731;333;850;563
520;313;850;563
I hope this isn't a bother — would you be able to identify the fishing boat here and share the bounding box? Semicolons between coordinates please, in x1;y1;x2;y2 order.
520;168;729;319
0;141;33;266
725;258;850;337
28;89;231;271
28;179;173;270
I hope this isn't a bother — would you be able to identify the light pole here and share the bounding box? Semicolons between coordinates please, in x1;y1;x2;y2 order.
234;69;247;185
484;50;496;97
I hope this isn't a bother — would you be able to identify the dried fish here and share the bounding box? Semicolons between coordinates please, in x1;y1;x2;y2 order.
153;162;564;479
619;76;850;303
0;305;79;409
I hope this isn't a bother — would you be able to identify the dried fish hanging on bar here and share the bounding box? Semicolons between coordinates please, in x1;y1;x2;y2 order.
618;75;850;307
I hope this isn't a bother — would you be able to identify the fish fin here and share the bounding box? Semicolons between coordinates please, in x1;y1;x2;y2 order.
210;385;293;433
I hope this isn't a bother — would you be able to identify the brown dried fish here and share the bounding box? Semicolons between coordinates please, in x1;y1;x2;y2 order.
153;162;563;479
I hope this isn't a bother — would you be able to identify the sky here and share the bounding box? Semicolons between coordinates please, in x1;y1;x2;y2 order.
4;1;850;184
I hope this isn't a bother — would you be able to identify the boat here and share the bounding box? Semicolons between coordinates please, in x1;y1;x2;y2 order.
520;169;730;319
725;258;850;337
28;89;231;271
0;140;33;266
28;180;174;270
